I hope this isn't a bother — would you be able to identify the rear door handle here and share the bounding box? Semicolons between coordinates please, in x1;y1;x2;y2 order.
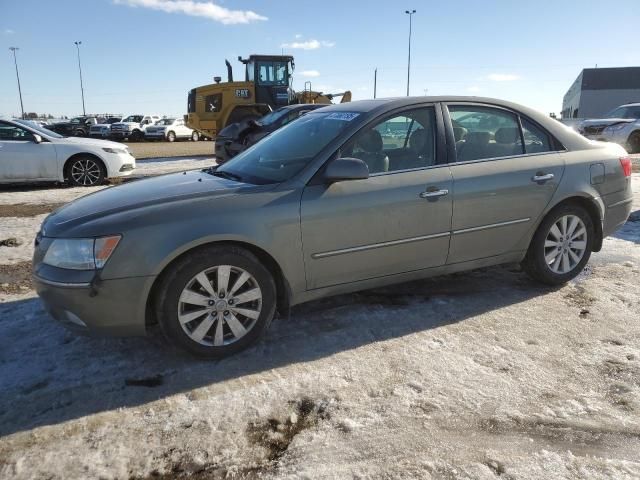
532;173;554;182
420;188;449;198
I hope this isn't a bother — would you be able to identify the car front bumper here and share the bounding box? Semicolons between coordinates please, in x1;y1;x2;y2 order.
33;269;154;336
145;132;166;140
583;130;629;147
104;152;136;178
110;131;131;139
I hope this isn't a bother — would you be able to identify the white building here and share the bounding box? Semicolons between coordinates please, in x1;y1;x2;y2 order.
562;67;640;119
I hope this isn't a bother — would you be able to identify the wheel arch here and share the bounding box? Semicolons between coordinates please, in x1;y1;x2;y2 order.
533;195;604;253
145;240;291;328
63;152;107;180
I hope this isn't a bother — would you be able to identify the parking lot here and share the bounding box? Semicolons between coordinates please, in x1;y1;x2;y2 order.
124;140;213;159
0;154;639;479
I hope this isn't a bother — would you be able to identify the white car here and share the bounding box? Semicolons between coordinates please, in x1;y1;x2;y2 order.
0;119;136;186
145;118;200;142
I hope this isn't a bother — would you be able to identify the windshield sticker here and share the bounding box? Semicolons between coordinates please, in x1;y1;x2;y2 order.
326;112;360;121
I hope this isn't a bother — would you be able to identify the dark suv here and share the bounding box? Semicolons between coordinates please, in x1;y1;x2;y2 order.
215;104;326;163
46;116;101;137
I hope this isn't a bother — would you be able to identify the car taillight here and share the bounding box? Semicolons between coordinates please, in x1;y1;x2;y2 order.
620;156;632;177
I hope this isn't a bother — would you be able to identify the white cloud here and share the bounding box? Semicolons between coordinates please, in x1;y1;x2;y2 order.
487;73;520;82
113;0;267;25
280;39;335;50
300;70;320;77
3;29;15;35
295;33;302;39
467;86;481;93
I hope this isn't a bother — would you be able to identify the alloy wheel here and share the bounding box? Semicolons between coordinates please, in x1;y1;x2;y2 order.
544;214;587;274
70;159;102;186
177;265;263;346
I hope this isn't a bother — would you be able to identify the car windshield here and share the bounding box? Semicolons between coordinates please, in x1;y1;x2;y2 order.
605;106;640;119
216;111;360;185
123;115;143;123
14;119;64;138
106;117;121;124
156;119;175;125
256;108;289;126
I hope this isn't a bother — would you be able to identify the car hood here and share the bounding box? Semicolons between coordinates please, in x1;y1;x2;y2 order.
53;136;126;149
42;170;269;236
581;118;636;128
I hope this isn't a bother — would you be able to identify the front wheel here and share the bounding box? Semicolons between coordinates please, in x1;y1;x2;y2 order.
191;131;199;142
155;246;277;358
130;130;143;142
522;204;594;285
626;131;640;154
66;156;106;187
167;131;176;142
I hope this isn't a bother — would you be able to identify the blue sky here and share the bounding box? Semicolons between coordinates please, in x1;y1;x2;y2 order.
2;0;639;118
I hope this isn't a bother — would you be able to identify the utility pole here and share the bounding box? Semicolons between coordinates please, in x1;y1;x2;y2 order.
74;41;86;115
405;9;416;97
9;47;25;119
374;68;377;99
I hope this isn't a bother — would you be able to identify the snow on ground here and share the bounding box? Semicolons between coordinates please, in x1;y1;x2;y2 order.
0;173;639;480
0;215;47;264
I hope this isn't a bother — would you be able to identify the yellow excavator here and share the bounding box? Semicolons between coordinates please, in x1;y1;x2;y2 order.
185;54;351;139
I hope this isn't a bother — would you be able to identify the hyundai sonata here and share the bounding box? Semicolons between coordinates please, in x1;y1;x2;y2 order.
33;97;633;357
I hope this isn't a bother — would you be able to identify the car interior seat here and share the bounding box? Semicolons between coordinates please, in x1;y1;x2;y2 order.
491;127;523;157
355;129;389;174
455;131;491;161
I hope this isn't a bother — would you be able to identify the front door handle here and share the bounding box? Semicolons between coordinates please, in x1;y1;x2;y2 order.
532;173;554;182
420;188;449;199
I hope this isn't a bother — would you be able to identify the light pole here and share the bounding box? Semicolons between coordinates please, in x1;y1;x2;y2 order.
405;9;416;97
9;47;25;119
74;41;86;115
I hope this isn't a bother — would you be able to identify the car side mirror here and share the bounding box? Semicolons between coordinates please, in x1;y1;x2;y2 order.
324;157;369;183
32;134;42;144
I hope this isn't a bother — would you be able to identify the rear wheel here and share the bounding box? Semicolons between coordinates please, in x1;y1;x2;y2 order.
155;246;277;358
627;131;640;154
66;156;106;187
522;204;594;285
191;131;199;142
167;131;176;142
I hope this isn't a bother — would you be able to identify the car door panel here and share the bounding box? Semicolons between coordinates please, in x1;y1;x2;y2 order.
0;124;59;181
300;167;453;289
448;153;565;263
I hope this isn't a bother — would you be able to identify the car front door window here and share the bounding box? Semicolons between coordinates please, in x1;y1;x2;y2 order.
343;108;437;174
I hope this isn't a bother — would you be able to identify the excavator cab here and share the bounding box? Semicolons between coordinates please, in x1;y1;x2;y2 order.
239;55;294;107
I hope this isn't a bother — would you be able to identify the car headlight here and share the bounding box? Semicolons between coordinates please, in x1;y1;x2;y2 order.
102;147;127;154
604;123;628;132
43;236;121;270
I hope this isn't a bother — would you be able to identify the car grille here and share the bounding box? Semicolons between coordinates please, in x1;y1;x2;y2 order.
111;125;127;132
582;125;607;135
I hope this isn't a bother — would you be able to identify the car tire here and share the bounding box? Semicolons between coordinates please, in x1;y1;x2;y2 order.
627;131;640;154
522;203;594;286
130;130;143;142
155;245;277;358
66;156;106;187
191;131;199;142
167;131;176;143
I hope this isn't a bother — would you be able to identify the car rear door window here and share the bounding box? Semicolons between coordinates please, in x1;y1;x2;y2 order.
449;106;523;162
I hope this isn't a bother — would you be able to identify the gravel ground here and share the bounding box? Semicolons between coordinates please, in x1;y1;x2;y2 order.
124;140;213;159
0;165;639;479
